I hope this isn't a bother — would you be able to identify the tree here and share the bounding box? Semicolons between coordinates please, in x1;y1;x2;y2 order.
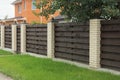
34;0;120;22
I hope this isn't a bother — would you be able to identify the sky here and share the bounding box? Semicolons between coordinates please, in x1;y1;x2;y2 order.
0;0;15;19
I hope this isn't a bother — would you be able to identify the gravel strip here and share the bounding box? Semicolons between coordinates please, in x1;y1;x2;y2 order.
0;73;13;80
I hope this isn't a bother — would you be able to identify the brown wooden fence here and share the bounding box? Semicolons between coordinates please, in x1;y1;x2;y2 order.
17;25;21;52
26;25;47;55
5;26;12;49
101;20;120;71
55;23;89;64
1;20;120;72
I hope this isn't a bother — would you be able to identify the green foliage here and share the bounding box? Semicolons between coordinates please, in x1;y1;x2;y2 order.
34;0;120;22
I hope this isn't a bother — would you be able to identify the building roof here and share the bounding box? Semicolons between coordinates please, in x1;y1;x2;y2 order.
11;0;22;5
0;16;26;22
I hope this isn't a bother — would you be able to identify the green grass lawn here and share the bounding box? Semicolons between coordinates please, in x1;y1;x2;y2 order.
0;50;13;55
0;50;119;80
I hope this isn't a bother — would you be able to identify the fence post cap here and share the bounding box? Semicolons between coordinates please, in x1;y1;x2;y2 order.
90;19;101;21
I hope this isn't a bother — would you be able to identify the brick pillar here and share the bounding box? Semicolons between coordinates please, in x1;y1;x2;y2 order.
12;24;17;52
47;21;55;58
21;24;26;54
89;19;101;68
1;25;5;49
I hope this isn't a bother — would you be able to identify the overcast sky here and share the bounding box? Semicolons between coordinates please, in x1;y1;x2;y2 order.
0;0;15;19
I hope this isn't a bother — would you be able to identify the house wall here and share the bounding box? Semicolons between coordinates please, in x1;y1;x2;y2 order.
14;0;60;23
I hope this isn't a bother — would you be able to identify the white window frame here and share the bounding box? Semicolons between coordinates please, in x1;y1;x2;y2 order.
32;0;36;10
18;5;22;13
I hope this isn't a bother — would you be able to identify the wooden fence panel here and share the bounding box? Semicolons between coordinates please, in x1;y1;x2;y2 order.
101;20;120;71
17;25;21;52
5;26;12;49
26;25;47;55
55;23;89;64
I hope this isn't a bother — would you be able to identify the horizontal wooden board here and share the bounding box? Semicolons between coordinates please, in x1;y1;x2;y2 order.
101;32;120;38
101;65;120;71
26;28;47;31
55;52;89;64
55;26;89;32
5;38;11;41
5;29;11;31
35;28;47;32
55;47;89;56
72;54;89;63
101;52;120;61
26;41;47;45
101;59;120;68
26;29;36;32
5;46;11;48
5;32;11;34
101;45;120;53
27;48;46;52
5;42;11;44
55;22;89;27
55;42;89;49
101;38;120;46
26;37;47;41
17;34;20;36
36;32;47;36
26;45;47;49
101;20;120;25
26;32;47;36
5;36;11;38
27;24;47;27
26;48;47;55
55;37;89;44
55;32;89;38
55;52;72;59
101;25;120;31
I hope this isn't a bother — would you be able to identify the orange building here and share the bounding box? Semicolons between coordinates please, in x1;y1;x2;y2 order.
12;0;60;24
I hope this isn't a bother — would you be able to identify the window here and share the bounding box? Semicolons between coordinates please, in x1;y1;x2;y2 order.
18;5;22;13
32;0;36;10
24;0;26;10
